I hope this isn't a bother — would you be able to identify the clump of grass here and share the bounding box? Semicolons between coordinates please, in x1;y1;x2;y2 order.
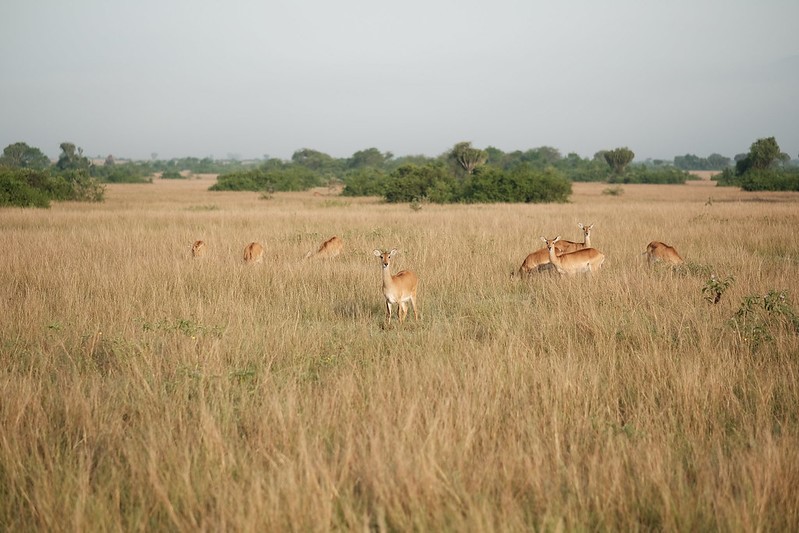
602;185;624;196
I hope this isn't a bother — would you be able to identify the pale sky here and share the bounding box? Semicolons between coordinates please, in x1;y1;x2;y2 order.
1;0;797;162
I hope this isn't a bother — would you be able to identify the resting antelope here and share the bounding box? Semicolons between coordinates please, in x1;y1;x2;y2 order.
191;240;206;258
373;249;419;324
541;236;605;275
305;235;343;260
243;242;265;264
517;223;595;276
644;241;683;265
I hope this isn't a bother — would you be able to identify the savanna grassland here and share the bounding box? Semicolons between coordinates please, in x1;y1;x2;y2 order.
2;175;798;531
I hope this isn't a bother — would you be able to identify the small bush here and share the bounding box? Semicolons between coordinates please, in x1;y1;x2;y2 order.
160;169;186;180
342;168;388;197
0;171;51;207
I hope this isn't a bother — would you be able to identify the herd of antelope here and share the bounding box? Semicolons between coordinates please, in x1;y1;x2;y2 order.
515;222;684;277
189;224;684;324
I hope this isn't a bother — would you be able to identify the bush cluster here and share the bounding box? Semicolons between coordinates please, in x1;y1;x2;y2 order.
91;163;153;183
608;166;694;184
716;166;799;192
381;163;571;204
210;165;326;192
0;168;105;207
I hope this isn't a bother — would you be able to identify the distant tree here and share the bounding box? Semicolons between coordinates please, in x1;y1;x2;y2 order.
484;146;507;168
449;142;487;177
603;147;635;175
291;148;339;172
0;142;51;169
151;152;158;161
348;148;392;169
736;137;788;174
522;146;561;166
706;153;731;169
104;154;116;166
716;137;796;191
674;153;702;170
55;142;90;172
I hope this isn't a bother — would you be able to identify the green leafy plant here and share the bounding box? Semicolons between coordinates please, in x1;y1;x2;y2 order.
730;290;799;350
702;274;734;304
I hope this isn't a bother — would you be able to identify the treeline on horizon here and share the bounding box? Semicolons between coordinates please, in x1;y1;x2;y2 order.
1;138;798;208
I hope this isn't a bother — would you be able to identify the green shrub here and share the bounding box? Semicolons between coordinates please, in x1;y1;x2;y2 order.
210;165;325;192
0;168;104;207
609;166;692;184
61;170;106;202
382;163;571;204
90;162;153;183
0;170;51;207
739;169;799;191
160;169;186;180
384;163;456;203
342;168;388;196
713;167;740;187
462;166;571;203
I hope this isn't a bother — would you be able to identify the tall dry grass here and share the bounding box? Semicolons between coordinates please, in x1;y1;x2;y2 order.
1;177;798;531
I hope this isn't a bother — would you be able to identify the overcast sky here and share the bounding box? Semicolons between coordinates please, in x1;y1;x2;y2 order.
1;0;797;162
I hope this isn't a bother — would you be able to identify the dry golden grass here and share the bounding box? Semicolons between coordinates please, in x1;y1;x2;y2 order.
2;176;799;531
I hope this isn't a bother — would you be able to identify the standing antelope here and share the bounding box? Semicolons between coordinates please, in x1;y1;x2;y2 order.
305;235;343;260
541;236;605;276
517;223;595;276
191;240;206;258
373;249;419;324
243;242;265;264
555;223;595;254
644;241;683;265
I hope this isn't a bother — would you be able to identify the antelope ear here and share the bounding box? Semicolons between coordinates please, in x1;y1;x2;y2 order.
577;222;584;229
587;224;594;230
388;248;398;258
554;236;561;242
373;249;383;257
540;236;547;243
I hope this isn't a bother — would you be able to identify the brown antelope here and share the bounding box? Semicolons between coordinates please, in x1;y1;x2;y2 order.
373;249;419;324
305;235;343;260
541;236;605;276
191;240;206;258
555;222;595;253
644;241;683;265
243;242;265;264
517;223;594;276
516;248;556;276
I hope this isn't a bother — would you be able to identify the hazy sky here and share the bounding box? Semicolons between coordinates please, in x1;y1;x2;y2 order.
2;0;797;161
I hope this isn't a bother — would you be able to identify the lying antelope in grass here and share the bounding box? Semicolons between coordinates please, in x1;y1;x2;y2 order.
243;242;265;264
305;235;343;260
644;241;683;265
517;223;595;276
541;236;605;276
373;248;419;324
191;240;206;258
